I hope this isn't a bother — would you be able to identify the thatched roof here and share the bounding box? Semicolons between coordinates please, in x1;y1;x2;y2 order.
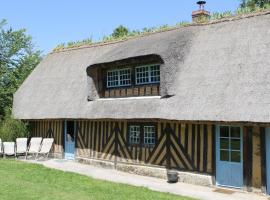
13;11;270;123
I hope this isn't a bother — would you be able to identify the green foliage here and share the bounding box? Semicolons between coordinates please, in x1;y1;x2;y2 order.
0;19;41;119
52;2;270;52
240;0;270;9
112;25;129;38
52;22;192;52
176;21;190;27
0;110;29;141
211;11;233;20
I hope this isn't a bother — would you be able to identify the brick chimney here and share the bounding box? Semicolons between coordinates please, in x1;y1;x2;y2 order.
192;1;210;23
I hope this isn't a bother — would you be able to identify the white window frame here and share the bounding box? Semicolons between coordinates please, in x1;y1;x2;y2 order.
107;68;131;88
143;126;156;145
128;124;156;146
129;125;141;145
135;64;160;85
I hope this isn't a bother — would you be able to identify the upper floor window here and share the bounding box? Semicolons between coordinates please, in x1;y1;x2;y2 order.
135;65;160;85
107;68;131;88
106;64;160;89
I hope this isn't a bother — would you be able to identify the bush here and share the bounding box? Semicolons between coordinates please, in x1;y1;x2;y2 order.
0;114;29;142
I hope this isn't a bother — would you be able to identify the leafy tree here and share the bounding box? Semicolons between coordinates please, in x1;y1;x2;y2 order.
111;25;129;38
0;19;41;119
0;108;29;141
240;0;270;8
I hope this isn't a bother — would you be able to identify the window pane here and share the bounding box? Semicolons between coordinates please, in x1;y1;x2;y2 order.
150;65;160;83
107;70;119;87
231;127;241;138
220;150;229;161
119;68;131;86
231;151;241;162
144;126;155;145
220;126;229;137
220;138;229;149
136;66;149;84
231;139;241;150
129;126;140;145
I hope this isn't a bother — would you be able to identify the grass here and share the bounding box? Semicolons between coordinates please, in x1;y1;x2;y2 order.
0;160;195;200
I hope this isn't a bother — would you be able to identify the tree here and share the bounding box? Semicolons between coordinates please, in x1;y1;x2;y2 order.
0;19;41;119
240;0;270;8
111;25;129;38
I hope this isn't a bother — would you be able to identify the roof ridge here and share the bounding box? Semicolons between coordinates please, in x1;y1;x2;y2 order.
50;9;270;54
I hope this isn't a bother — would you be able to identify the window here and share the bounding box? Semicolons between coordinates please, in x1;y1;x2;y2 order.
219;126;241;163
107;68;131;88
128;123;156;146
129;126;140;144
135;65;160;85
144;126;156;145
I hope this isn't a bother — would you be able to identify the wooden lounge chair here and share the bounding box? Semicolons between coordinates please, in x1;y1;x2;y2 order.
26;137;42;159
36;138;54;160
16;138;28;158
3;142;15;158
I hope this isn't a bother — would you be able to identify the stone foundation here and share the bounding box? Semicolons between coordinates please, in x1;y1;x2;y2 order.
76;157;213;186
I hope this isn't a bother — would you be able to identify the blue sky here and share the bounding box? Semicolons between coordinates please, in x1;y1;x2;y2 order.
1;0;240;54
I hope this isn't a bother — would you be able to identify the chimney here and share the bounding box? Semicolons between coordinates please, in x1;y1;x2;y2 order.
192;1;210;23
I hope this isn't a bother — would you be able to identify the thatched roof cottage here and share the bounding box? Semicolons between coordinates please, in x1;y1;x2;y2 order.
13;5;270;194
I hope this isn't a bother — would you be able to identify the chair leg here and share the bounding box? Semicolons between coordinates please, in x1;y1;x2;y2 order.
35;153;38;160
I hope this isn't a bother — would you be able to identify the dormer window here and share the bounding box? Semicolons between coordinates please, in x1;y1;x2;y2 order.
106;64;160;89
107;68;131;88
87;54;164;99
135;65;160;85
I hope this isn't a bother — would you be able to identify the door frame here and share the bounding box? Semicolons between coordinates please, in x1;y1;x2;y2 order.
215;125;244;188
64;120;76;160
265;128;270;194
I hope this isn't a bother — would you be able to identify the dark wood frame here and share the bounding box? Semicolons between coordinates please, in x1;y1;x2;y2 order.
260;127;267;193
127;122;158;148
243;126;253;191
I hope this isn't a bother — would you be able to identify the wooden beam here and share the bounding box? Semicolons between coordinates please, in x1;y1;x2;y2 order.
243;126;253;191
212;125;216;184
260;127;267;193
165;123;172;169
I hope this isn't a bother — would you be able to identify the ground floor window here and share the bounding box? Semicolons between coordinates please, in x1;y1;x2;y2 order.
128;123;156;146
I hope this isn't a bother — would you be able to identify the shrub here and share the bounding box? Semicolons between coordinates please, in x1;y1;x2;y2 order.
0;113;29;142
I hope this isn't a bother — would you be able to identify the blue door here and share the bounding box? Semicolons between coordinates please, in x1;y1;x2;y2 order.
64;121;75;160
266;128;270;194
216;125;243;188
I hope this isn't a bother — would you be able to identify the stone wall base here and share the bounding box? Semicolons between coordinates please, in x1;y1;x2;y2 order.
76;157;213;186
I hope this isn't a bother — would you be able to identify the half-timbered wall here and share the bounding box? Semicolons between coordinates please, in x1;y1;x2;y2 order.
75;120;214;174
29;120;63;155
29;120;268;190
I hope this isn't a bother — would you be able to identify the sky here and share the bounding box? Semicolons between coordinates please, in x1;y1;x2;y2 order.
1;0;240;54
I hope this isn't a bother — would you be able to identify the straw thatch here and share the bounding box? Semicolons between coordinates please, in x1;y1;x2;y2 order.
13;12;270;123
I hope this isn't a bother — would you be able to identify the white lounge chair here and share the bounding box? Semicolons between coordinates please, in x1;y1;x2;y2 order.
36;138;54;160
16;138;28;158
26;137;42;159
3;142;15;158
0;139;3;157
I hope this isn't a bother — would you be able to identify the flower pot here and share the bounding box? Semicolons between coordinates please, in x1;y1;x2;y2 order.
167;171;178;183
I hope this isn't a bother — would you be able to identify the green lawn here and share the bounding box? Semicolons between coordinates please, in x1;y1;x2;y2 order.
0;160;195;200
